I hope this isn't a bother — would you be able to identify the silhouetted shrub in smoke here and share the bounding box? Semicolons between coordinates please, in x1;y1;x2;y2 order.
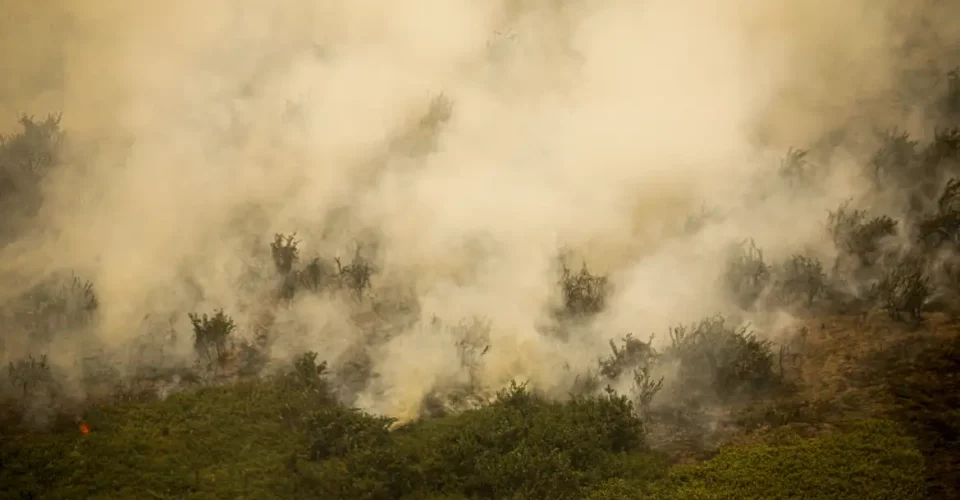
768;254;828;308
389;93;454;157
334;247;376;301
296;256;336;293
7;354;53;398
921;128;960;177
827;201;899;270
873;253;931;324
662;316;778;405
4;273;99;345
572;334;663;418
916;177;960;249
778;147;820;190
271;232;301;300
271;233;300;276
269;232;377;302
189;309;236;370
944;68;960;123
722;239;770;310
558;261;609;318
0;113;63;232
871;130;919;186
598;334;657;381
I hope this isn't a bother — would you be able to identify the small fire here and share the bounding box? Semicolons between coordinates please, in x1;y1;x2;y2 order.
79;422;91;435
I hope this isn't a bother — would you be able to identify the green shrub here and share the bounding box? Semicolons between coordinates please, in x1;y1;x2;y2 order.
647;420;926;500
298;382;657;500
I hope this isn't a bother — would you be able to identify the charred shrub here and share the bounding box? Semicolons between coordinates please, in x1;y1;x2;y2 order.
558;262;609;318
769;254;828;308
271;233;301;300
722;239;770;310
663;316;778;405
389;93;454;157
943;67;960;123
873;254;931;324
827;201;898;268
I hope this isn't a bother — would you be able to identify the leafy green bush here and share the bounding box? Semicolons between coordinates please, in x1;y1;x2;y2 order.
634;420;925;500
299;382;658;500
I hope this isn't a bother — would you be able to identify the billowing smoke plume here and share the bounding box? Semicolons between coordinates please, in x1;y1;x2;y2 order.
1;0;958;421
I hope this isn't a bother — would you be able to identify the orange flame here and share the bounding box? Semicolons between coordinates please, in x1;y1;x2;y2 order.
79;422;91;435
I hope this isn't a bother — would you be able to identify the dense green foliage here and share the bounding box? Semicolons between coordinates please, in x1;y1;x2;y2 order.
0;361;929;500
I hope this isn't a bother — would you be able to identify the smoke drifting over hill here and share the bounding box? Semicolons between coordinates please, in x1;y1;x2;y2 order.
1;0;958;421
